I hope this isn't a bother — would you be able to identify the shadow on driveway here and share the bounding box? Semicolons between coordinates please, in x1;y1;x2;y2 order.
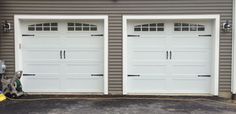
0;96;236;114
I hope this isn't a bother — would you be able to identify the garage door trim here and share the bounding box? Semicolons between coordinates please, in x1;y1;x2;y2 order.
14;15;109;94
122;15;220;96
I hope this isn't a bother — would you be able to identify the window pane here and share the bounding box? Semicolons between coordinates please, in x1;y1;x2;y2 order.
36;24;42;27
43;23;50;26
51;27;58;31
44;27;50;31
68;23;74;26
75;23;82;26
36;27;42;31
134;28;141;31
150;28;156;31
190;24;197;31
157;23;164;27
83;24;89;26
68;27;74;31
142;24;148;27
28;26;35;31
150;23;157;27
174;23;181;27
157;28;164;31
83;27;89;31
198;25;205;31
76;27;82;31
51;23;58;26
91;27;97;31
174;27;181;31
142;28;148;31
182;23;189;31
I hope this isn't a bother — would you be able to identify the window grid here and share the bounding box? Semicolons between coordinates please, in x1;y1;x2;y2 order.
28;23;58;31
67;23;97;31
174;23;205;32
134;23;164;32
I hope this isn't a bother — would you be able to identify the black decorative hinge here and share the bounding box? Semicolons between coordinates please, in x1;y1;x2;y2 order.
91;74;104;77
91;34;103;37
23;74;36;76
198;75;211;77
22;34;35;37
128;35;140;37
128;74;140;77
198;35;212;37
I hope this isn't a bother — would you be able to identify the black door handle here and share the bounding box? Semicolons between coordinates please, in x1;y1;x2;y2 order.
60;50;62;59
166;51;169;60
170;51;172;60
63;50;66;59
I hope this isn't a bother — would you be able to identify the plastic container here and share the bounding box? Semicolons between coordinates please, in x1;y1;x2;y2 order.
0;91;6;102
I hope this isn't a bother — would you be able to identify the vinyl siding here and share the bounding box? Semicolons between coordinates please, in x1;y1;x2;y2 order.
0;0;233;94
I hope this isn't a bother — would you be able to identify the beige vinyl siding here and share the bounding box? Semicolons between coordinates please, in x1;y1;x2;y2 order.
0;0;233;94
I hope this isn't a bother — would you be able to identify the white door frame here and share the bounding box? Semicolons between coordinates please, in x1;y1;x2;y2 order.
123;15;220;96
14;15;109;94
232;0;236;94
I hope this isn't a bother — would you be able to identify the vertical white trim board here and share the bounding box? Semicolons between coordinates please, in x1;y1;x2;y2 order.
122;15;220;96
14;15;109;95
232;0;236;94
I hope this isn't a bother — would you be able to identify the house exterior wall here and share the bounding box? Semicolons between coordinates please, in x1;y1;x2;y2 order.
0;0;233;96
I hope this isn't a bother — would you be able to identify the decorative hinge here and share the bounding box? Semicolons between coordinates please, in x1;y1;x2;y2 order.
128;74;140;77
128;35;140;37
22;34;35;37
91;34;103;37
198;75;211;77
23;74;36;76
91;74;104;76
198;35;212;37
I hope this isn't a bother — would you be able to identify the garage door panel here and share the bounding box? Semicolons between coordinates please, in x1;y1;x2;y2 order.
63;38;103;48
22;77;61;92
63;78;103;92
132;65;167;74
65;63;103;74
23;49;60;61
172;64;209;74
171;74;210;79
127;20;213;94
131;50;166;61
21;20;104;93
66;49;103;61
22;37;61;49
172;50;210;61
128;38;167;48
23;63;61;73
127;78;167;93
169;37;212;48
169;79;211;93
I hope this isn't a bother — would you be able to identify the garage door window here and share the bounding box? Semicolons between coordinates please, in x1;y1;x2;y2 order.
134;23;164;32
67;23;97;31
28;23;58;31
174;23;205;31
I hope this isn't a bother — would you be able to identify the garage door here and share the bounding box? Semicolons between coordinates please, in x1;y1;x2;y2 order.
21;20;104;93
127;20;213;94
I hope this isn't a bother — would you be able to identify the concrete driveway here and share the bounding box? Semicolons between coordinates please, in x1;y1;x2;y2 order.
0;96;236;114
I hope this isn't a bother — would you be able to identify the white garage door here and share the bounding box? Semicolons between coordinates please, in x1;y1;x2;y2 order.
127;20;213;94
21;20;104;93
